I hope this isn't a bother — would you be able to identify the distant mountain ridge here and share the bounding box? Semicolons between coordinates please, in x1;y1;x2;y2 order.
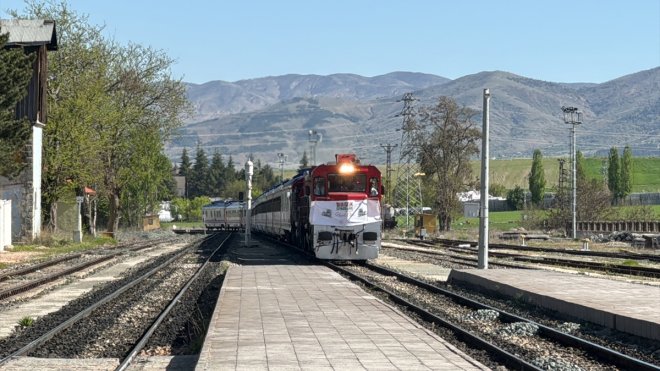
172;68;660;166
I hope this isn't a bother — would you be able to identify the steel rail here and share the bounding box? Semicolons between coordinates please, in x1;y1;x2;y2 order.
0;254;80;282
395;241;660;278
363;262;660;371
116;232;233;371
0;235;208;367
0;238;178;300
0;255;115;300
432;238;660;263
508;255;660;278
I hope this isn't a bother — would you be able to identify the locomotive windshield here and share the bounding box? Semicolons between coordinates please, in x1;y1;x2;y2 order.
328;173;367;192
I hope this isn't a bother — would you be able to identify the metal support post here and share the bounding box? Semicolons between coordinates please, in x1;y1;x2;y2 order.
74;196;83;243
562;106;582;239
245;160;253;246
478;89;490;269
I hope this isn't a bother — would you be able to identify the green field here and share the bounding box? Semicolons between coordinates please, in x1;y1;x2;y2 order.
472;157;660;193
450;205;660;232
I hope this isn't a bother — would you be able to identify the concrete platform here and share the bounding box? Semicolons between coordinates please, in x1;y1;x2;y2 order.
196;264;488;370
448;269;660;341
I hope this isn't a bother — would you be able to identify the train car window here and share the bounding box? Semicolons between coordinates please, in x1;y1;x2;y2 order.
313;177;326;196
328;173;367;192
369;177;379;196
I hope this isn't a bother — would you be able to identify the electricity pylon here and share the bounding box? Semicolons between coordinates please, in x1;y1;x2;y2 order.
393;93;423;231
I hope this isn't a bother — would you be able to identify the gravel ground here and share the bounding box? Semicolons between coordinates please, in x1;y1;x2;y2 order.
379;245;660;365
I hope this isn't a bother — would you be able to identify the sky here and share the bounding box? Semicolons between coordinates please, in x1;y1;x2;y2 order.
2;0;659;84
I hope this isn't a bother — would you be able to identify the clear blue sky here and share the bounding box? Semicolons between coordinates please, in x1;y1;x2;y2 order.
3;0;659;84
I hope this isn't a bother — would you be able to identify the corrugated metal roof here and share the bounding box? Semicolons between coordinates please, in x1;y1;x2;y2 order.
0;19;58;50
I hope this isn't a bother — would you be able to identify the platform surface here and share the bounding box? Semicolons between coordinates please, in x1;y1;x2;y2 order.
448;269;660;341
196;264;488;370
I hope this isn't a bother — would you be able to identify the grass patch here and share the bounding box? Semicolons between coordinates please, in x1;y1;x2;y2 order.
621;260;640;267
17;316;35;327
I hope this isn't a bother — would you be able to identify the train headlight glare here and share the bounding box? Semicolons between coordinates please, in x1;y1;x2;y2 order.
339;163;355;174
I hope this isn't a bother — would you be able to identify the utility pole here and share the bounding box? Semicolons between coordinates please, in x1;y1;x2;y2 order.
394;93;423;232
478;89;490;269
245;159;253;246
380;143;398;204
562;106;582;239
277;152;287;180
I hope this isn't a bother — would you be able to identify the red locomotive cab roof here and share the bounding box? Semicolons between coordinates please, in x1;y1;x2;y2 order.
335;153;359;165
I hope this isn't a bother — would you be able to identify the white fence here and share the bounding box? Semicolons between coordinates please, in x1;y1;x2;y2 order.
0;199;11;251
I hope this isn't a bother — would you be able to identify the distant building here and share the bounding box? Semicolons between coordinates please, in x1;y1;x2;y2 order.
458;190;508;217
0;19;58;242
173;176;186;197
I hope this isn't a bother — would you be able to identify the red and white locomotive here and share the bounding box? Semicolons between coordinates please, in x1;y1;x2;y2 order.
251;154;382;260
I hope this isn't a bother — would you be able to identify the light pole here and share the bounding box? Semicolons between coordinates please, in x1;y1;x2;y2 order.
562;106;582;239
308;130;322;165
277;152;287;180
245;159;253;246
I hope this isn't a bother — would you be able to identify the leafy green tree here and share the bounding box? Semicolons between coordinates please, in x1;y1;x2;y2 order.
189;145;209;197
170;196;210;222
299;150;309;169
620;146;633;199
528;149;546;207
208;150;226;196
119;131;174;226
224;155;236;184
577;178;612;221
575;151;586;183
102;43;191;232
489;183;507;198
10;2;112;230
0;32;36;178
507;186;525;211
607;147;620;203
178;148;192;198
411;96;481;230
12;1;191;233
179;148;191;177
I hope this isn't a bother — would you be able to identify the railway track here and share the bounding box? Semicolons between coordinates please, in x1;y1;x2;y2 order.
0;232;232;369
432;238;660;263
393;239;660;279
0;237;180;301
327;261;660;370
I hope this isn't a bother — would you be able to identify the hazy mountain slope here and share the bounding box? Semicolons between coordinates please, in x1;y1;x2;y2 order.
172;68;660;165
185;72;450;122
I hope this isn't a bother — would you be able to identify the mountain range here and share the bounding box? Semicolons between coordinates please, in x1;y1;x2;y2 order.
170;68;660;167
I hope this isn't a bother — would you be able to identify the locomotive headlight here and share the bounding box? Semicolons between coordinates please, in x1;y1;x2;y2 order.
339;163;355;174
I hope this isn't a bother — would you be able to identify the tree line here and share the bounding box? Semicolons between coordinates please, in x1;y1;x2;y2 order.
168;148;311;222
507;145;643;232
177;146;302;200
